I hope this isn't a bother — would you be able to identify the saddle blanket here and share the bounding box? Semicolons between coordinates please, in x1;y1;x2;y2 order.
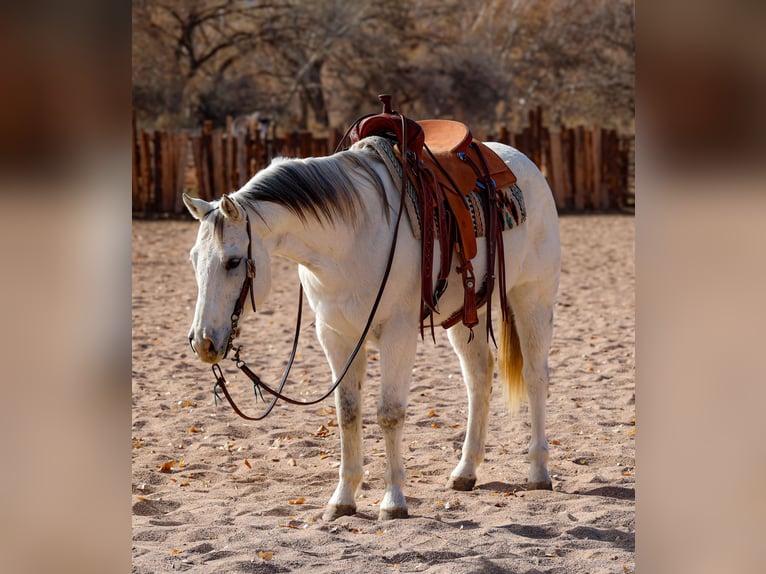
356;136;527;241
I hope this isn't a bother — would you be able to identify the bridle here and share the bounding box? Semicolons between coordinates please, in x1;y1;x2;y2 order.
202;114;411;420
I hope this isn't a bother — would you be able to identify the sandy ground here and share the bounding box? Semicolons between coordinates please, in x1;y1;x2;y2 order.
132;214;635;574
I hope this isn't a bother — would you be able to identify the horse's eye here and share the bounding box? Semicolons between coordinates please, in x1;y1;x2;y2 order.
225;258;242;270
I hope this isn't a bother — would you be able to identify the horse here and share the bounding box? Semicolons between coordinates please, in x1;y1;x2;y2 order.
183;137;560;521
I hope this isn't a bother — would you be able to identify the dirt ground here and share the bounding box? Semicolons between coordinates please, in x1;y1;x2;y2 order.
132;214;635;574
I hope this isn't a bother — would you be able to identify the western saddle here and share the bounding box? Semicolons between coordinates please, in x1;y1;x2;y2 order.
348;95;517;341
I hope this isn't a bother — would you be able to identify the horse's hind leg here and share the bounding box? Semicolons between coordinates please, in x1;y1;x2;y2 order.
446;315;494;491
316;320;367;522
376;315;418;520
508;283;556;489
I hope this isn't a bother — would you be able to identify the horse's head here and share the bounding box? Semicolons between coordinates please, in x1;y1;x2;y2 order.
183;193;272;364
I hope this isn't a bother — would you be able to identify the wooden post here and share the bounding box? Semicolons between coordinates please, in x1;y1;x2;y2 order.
191;135;206;201
498;125;509;145
174;132;189;214
211;129;224;198
583;129;593;209
549;129;567;211
235;130;247;187
160;129;177;213
573;126;586;211
152;131;163;212
132;110;140;212
591;128;606;209
299;131;312;157
202;121;214;200
225;116;235;191
561;128;574;210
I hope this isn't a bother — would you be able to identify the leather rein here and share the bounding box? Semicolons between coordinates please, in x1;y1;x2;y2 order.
206;115;411;421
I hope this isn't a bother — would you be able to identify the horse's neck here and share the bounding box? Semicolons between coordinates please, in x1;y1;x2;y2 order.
248;201;362;275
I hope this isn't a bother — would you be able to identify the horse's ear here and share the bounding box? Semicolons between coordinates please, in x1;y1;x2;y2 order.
182;193;212;221
220;194;243;221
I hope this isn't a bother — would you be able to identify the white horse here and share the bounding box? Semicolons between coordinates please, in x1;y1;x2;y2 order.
183;138;560;521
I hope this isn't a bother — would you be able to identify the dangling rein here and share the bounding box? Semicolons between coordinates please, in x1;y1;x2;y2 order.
208;115;412;421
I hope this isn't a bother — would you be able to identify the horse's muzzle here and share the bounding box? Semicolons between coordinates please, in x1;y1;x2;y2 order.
188;330;225;364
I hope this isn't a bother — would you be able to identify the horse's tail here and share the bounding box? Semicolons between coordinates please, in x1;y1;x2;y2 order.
498;306;525;414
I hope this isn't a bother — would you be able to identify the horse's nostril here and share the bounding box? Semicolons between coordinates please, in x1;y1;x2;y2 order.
203;337;216;356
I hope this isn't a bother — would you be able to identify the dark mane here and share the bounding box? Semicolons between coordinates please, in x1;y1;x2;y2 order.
237;151;388;226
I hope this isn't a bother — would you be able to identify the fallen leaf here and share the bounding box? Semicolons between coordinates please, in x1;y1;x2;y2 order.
428;409;436;417
189;427;203;433
627;428;636;436
431;423;439;428
550;439;560;445
258;551;273;561
178;400;196;408
159;460;176;473
170;549;180;555
244;459;252;469
180;481;189;487
315;425;330;437
288;497;306;505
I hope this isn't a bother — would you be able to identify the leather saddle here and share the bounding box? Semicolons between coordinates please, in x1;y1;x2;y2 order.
348;95;515;338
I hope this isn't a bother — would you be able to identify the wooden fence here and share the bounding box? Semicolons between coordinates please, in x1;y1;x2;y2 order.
132;107;634;216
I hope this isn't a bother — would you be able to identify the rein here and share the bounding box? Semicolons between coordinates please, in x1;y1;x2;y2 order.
209;114;411;421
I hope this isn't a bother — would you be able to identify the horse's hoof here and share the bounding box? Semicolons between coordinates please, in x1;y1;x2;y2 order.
447;476;476;491
322;504;356;522
378;507;409;521
526;480;553;491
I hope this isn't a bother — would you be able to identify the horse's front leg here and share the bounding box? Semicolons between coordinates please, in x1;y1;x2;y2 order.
316;320;367;522
377;316;418;520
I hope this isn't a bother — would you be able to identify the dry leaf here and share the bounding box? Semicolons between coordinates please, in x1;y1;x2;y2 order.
431;423;439;428
180;481;189;487
288;497;306;505
178;400;196;408
627;428;636;436
428;409;436;417
315;425;330;437
170;549;180;555
189;427;202;433
178;458;187;468
550;439;560;445
159;460;176;473
258;551;273;561
244;459;252;469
